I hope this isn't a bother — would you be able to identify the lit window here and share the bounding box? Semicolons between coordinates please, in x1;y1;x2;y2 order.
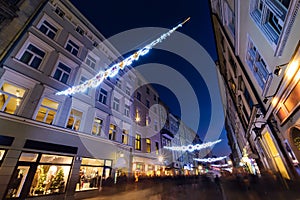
0;82;26;114
66;109;82;131
53;62;71;84
246;39;271;90
92;117;102;136
135;109;140;122
112;97;119;111
124;104;130;117
135;134;141;150
85;55;96;69
35;98;59;124
65;39;79;56
155;142;159;155
122;129;128;144
109;124;116;140
19;44;45;69
38;20;58;39
98;88;107;104
146;138;151;153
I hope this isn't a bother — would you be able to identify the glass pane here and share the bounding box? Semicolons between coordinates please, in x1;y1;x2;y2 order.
30;57;42;69
105;160;112;167
6;166;30;198
40;154;73;164
2;83;26;97
29;165;71;196
61;73;69;84
284;81;300;112
20;51;32;64
81;158;104;166
19;152;39;162
76;166;103;191
0;149;5;160
46;110;56;124
53;70;62;80
41;98;59;110
36;107;46;122
5;96;18;114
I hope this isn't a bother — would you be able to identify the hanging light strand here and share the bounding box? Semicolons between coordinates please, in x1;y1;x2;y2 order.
163;139;222;152
56;17;191;96
193;156;227;163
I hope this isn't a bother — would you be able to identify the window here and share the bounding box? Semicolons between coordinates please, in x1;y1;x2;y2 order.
53;62;71;84
224;2;235;36
76;26;84;35
54;7;65;18
276;79;300;122
146;138;151;153
79;76;90;95
65;39;79;56
19;44;45;69
122;129;128;145
39;20;58;39
124;104;130;117
109;124;116;140
116;78;122;88
155;142;159;155
146;115;150;126
154;121;158;132
125;86;131;96
0;82;26;114
35;98;59;124
112;97;120;111
146;100;150;108
92;117;102;136
5;152;72;198
76;158;104;191
246;39;271;90
146;87;150;94
250;0;291;46
0;149;6;165
85;55;96;69
98;88;107;104
137;92;141;101
66;109;82;131
135;134;141;150
153;95;157;101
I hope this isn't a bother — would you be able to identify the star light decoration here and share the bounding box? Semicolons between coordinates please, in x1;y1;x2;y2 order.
56;17;191;96
163;139;222;152
193;156;227;163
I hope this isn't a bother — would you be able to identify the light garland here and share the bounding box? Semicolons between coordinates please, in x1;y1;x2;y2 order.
163;139;222;152
56;17;191;96
193;156;227;163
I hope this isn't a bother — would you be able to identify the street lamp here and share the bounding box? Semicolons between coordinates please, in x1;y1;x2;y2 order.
158;155;163;163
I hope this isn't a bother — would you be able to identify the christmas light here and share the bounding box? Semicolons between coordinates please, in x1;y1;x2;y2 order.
163;139;222;152
193;156;227;163
56;17;191;96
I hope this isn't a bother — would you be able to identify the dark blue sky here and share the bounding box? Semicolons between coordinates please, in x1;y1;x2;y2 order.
69;0;231;156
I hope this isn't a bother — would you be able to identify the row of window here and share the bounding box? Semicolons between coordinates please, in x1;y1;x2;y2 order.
4;152;112;198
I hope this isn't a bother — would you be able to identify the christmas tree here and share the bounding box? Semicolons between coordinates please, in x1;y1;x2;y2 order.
50;169;65;192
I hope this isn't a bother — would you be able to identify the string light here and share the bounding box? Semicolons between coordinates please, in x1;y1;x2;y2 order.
56;17;191;96
163;139;222;152
193;156;227;163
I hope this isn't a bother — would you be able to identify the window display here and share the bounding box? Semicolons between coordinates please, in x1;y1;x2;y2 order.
6;166;30;198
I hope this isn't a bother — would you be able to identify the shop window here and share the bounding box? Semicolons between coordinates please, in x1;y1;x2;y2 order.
0;82;26;114
135;134;141;150
76;158;104;191
66;109;82;131
108;124;116;140
35;98;59;124
92;117;102;136
0;149;6;165
5;152;73;198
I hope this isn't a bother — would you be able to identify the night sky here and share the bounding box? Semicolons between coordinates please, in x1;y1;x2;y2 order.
69;0;231;156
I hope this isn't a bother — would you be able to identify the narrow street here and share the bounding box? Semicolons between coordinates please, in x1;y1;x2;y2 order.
82;176;300;200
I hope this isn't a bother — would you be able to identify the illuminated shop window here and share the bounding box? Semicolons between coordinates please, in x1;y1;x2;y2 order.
0;82;26;114
66;109;82;131
35;98;59;124
76;158;104;191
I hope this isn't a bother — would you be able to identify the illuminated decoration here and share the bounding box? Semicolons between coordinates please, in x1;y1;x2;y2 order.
163;139;222;152
193;156;227;163
210;163;230;168
56;17;191;96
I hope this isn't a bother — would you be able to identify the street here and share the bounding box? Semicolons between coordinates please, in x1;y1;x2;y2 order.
82;176;300;200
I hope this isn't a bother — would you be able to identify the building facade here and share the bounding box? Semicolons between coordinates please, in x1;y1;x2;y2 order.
210;0;300;182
